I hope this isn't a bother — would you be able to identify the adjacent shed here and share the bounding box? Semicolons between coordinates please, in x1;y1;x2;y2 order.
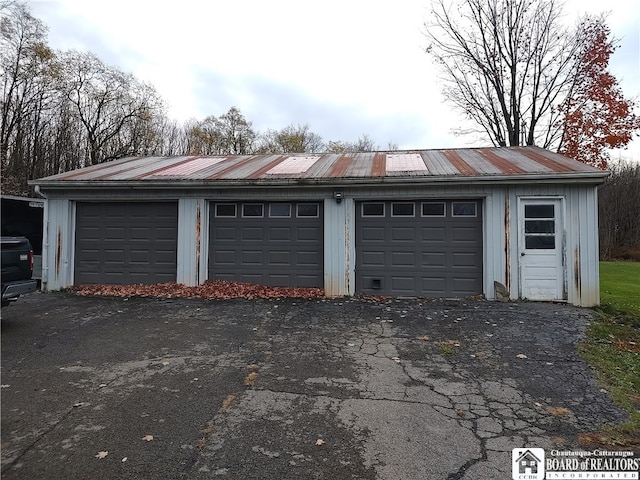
31;146;607;306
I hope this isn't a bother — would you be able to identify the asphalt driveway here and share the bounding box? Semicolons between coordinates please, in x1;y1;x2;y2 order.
1;292;627;479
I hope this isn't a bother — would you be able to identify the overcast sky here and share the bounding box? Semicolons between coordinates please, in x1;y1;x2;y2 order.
29;0;640;158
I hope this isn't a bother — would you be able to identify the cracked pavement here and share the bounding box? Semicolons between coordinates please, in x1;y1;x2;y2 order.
1;293;627;479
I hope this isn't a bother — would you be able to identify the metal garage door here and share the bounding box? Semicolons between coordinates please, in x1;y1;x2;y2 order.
356;200;483;297
75;202;178;285
209;202;323;287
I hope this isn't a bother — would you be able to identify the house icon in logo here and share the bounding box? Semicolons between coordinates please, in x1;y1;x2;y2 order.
512;447;545;480
516;449;542;475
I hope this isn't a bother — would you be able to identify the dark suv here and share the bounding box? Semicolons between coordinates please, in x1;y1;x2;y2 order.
1;236;38;307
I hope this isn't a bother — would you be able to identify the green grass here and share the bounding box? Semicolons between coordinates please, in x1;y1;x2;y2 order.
599;261;640;322
578;261;640;449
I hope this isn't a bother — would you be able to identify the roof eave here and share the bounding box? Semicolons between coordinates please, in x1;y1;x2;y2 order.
30;171;609;191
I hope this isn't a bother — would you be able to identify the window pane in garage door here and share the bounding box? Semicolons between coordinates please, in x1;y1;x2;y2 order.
209;202;323;287
74;202;178;285
356;200;482;297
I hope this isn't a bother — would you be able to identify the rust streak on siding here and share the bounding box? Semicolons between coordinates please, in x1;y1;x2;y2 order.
195;204;201;285
479;149;527;174
444;150;478;175
344;211;351;294
574;246;581;299
504;196;510;292
56;228;62;277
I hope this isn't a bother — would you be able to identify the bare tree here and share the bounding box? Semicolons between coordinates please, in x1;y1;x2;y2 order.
2;2;415;195
184;115;221;155
424;0;581;148
48;104;85;174
599;160;640;259
325;134;379;153
1;2;174;192
256;123;324;154
386;141;399;151
153;117;186;156
59;50;164;165
1;2;56;171
182;108;257;155
215;106;256;155
353;133;378;152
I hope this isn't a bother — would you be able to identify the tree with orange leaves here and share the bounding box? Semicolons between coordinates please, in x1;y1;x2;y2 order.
558;18;640;169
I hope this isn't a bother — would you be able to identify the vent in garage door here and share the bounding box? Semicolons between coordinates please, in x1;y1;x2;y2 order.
209;202;323;287
356;200;482;297
75;202;178;285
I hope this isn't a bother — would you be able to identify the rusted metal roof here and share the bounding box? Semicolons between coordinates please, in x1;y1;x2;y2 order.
33;147;607;187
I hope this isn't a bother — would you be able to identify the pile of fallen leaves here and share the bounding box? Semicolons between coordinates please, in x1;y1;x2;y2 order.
72;280;325;300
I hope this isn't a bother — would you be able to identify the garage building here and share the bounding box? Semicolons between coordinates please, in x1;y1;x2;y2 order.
32;147;607;306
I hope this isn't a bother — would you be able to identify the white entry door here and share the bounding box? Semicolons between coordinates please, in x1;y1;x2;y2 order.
519;198;565;301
